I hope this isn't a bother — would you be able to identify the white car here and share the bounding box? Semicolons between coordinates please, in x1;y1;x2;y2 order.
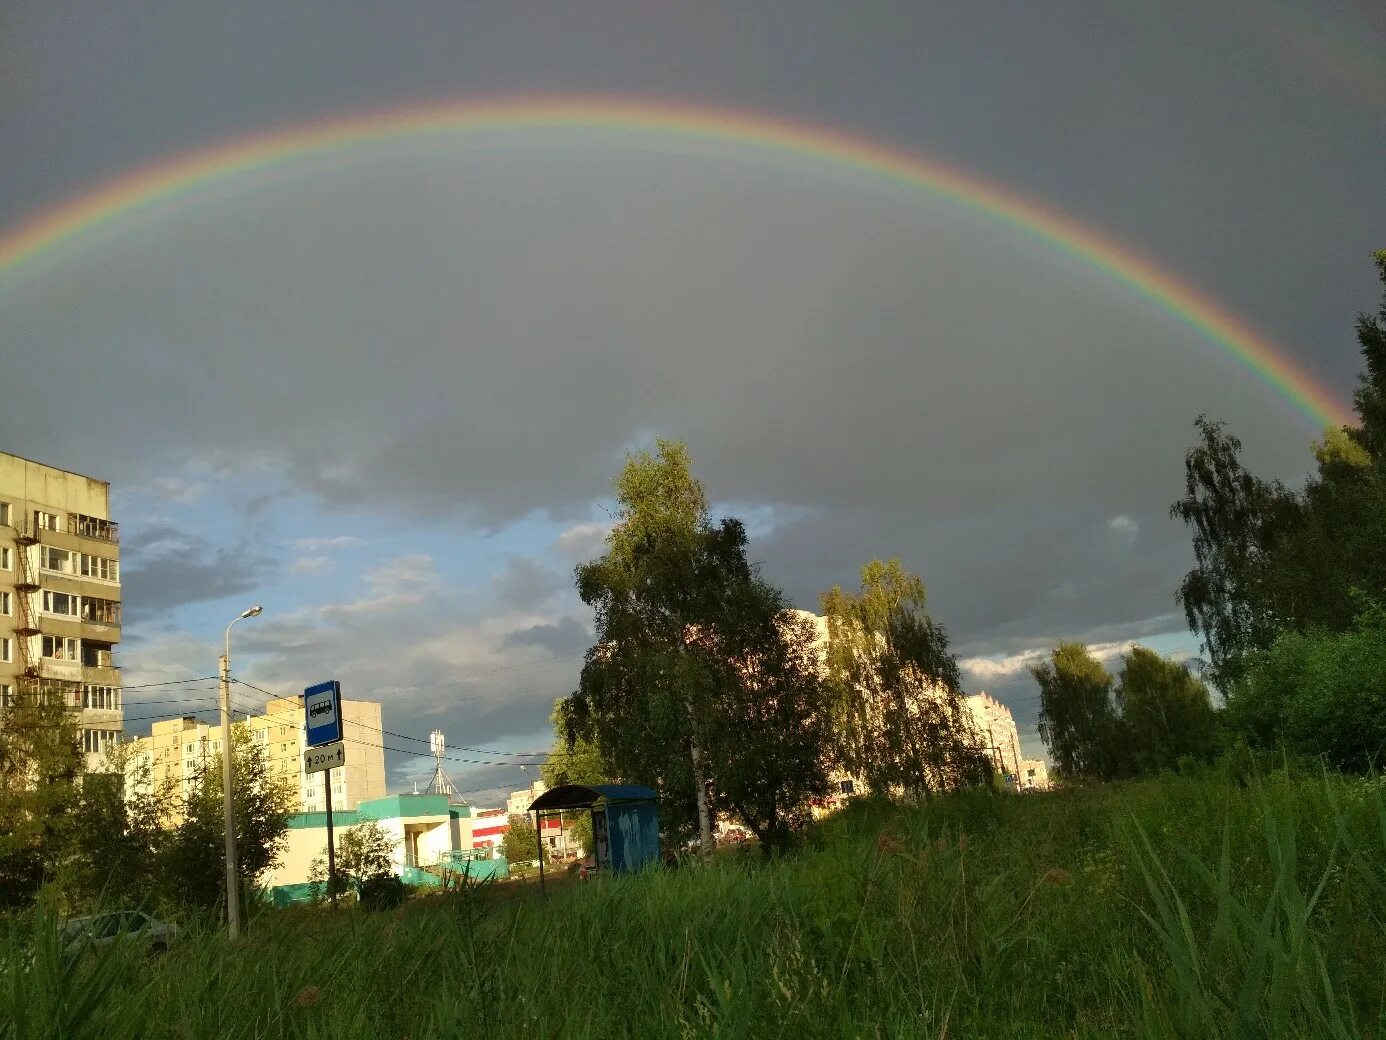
63;912;176;956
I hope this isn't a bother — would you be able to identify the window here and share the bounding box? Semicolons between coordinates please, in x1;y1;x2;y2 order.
0;638;11;663
40;547;72;573
41;591;78;617
839;779;855;796
82;728;121;755
0;547;10;570
72;514;118;543
42;635;78;660
0;502;10;526
36;511;61;532
81;643;112;668
81;597;121;625
0;591;9;616
83;685;120;710
79;554;117;581
0;684;11;708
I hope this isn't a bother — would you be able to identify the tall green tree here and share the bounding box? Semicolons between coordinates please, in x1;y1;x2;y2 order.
56;743;169;912
821;560;990;799
1032;642;1124;782
1172;252;1386;684
564;439;832;854
159;722;295;913
701;594;832;854
1114;647;1216;774
0;689;82;910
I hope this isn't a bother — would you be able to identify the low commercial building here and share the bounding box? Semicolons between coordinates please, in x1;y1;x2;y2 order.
263;794;506;901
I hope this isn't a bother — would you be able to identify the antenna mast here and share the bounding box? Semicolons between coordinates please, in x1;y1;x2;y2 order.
428;729;461;800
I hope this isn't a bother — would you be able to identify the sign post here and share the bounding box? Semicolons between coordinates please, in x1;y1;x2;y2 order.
304;681;343;906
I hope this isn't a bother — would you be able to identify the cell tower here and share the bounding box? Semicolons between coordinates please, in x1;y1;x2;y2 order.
427;729;460;800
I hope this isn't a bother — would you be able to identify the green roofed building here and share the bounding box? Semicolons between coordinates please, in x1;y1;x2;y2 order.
264;793;507;903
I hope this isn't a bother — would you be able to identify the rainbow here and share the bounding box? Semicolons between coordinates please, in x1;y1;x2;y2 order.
0;95;1351;428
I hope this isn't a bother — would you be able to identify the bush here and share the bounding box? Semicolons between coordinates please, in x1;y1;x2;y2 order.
357;874;407;912
1227;616;1386;770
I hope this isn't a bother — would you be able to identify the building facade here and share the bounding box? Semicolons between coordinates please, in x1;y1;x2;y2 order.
0;452;123;770
1019;758;1050;791
965;692;1024;784
124;697;387;818
263;794;507;898
247;697;387;813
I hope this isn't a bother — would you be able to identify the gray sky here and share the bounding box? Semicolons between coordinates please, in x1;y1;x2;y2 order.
2;0;1382;800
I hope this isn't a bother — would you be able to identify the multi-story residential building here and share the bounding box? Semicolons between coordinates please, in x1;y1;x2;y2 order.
124;697;387;819
251;697;387;813
0;451;123;771
966;691;1025;785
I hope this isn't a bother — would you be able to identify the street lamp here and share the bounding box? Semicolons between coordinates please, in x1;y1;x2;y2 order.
220;604;262;939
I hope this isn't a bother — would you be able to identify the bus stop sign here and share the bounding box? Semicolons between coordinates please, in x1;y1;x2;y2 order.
304;680;342;747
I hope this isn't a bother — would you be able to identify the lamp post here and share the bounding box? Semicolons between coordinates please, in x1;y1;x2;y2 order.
220;604;262;940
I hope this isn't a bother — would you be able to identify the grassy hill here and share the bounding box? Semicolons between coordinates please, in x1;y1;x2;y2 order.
6;764;1384;1039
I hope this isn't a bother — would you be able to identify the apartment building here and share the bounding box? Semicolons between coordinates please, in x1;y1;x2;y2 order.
249;697;388;813
966;691;1024;784
0;451;123;771
124;697;387;818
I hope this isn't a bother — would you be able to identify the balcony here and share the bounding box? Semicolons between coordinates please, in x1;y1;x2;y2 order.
68;513;119;544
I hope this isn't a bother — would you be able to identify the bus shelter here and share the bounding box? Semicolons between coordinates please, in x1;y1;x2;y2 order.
528;783;659;892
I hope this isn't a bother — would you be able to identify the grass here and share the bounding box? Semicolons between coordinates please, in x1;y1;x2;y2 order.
2;765;1383;1039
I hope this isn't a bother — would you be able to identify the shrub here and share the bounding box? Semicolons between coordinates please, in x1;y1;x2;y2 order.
357;874;407;912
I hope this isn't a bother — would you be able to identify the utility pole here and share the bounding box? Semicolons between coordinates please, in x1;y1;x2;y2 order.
221;605;263;940
218;648;240;939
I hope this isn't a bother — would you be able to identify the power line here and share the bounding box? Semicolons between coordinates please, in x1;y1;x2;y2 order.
230;679;550;758
113;676;221;691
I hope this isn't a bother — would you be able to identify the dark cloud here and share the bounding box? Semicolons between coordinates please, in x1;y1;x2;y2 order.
4;0;1381;785
497;616;591;657
491;556;566;612
121;524;276;623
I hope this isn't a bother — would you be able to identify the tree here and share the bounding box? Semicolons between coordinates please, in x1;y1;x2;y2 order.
0;689;82;910
564;439;833;854
821;560;991;799
1170;417;1301;686
311;820;396;900
1114;647;1216;773
57;743;169;912
159;722;296;913
1225;599;1386;771
541;700;608;857
501;813;538;873
1172;253;1386;684
1032;642;1124;782
703;605;832;854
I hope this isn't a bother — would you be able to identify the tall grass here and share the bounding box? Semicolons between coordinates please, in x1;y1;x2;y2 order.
2;766;1382;1039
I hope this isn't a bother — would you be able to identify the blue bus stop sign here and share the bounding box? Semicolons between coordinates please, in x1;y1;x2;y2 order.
304;680;342;747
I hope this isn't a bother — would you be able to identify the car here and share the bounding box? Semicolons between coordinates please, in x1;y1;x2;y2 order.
62;912;177;957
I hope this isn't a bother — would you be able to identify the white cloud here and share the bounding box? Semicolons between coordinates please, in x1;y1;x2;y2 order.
1108;514;1139;539
290;555;335;577
962;638;1143;683
292;536;367;552
364;553;438;595
961;649;1047;682
150;476;205;504
553;521;610;562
